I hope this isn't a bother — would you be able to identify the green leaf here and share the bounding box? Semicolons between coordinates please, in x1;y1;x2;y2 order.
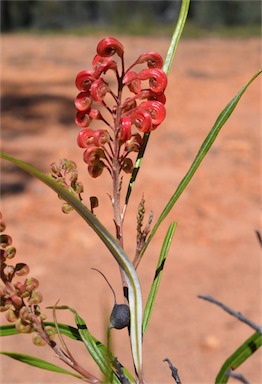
142;222;177;336
215;332;262;383
52;306;135;384
140;69;262;259
0;352;84;380
0;152;143;379
0;322;135;383
124;0;191;207
0;322;81;340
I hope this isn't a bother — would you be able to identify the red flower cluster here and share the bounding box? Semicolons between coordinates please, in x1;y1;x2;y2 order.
75;37;167;178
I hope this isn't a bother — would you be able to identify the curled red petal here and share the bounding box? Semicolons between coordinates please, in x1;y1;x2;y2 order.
88;108;103;120
83;146;105;165
92;55;117;77
139;100;166;126
93;130;110;146
77;129;95;148
135;52;163;69
129;109;152;133
75;111;92;128
75;70;96;92
90;78;110;102
75;92;92;111
97;37;124;58
120;116;132;142
138;68;167;93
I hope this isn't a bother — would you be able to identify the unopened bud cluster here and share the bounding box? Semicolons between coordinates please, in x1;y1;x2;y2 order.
75;37;167;178
48;159;84;213
0;212;55;345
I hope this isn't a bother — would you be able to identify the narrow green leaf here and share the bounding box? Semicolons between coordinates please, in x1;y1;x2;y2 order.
163;0;191;75
0;322;81;340
0;152;143;378
142;222;176;336
124;0;190;207
140;69;262;259
0;322;135;383
0;352;84;380
215;332;262;383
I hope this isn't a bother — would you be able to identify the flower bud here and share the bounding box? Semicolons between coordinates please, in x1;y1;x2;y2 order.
32;333;46;346
62;203;73;214
90;78;110;102
83;146;105;166
19;306;30;321
4;245;16;259
75;70;95;92
135;52;163;69
15;263;30;276
0;234;12;248
75;92;92;111
28;291;43;305
5;265;15;279
25;277;39;292
6;309;18;322
45;326;56;340
75;111;92;128
97;37;124;58
93;130;110;147
15;318;31;333
14;281;26;294
87;161;104;178
125;133;143;153
10;293;23;307
122;158;133;174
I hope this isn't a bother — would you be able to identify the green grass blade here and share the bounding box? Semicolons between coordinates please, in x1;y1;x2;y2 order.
215;332;262;384
142;222;177;336
140;69;262;259
0;322;135;382
124;0;190;207
163;0;191;75
0;322;81;340
0;152;143;378
0;352;85;380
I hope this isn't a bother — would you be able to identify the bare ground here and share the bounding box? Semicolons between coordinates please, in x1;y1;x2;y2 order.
1;34;261;384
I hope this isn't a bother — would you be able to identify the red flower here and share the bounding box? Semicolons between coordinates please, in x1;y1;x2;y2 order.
75;92;92;111
134;52;163;69
97;37;124;58
75;70;96;92
137;68;167;93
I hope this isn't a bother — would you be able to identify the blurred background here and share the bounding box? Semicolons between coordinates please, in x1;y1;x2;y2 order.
1;1;261;384
1;0;261;37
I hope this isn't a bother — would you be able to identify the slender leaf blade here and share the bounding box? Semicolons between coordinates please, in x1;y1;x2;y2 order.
0;352;84;379
124;0;191;207
215;332;262;383
143;222;176;335
140;69;262;258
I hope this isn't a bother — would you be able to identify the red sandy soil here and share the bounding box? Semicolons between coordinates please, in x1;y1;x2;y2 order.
1;34;261;384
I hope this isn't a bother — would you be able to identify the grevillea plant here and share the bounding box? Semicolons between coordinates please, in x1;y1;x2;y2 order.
0;1;261;383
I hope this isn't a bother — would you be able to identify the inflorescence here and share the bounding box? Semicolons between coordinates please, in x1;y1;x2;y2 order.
74;37;167;178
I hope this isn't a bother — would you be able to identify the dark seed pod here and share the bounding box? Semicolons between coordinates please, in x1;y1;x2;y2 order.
110;303;130;329
92;268;130;330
